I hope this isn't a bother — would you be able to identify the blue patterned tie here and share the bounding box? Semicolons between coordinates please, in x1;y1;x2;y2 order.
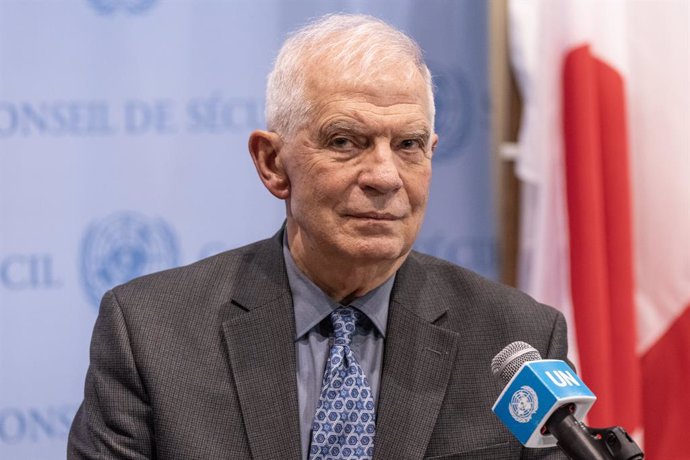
309;307;376;460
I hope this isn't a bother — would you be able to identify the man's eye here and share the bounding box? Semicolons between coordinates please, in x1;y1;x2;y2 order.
399;139;422;150
330;137;354;149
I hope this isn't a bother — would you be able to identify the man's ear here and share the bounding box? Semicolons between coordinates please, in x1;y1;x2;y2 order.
248;130;290;199
430;133;439;156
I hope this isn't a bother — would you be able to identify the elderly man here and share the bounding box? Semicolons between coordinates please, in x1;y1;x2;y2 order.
68;14;568;460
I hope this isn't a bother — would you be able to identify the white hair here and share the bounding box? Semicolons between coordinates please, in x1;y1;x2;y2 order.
265;13;435;137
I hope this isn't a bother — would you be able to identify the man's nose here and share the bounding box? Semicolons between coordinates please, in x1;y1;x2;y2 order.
358;141;404;193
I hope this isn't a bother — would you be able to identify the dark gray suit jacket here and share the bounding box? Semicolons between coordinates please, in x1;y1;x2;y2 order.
68;231;568;459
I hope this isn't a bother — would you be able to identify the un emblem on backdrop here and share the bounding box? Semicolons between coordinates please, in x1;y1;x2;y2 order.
430;64;475;162
88;0;157;15
80;212;179;307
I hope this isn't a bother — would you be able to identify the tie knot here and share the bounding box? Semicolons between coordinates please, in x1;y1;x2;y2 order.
330;307;361;346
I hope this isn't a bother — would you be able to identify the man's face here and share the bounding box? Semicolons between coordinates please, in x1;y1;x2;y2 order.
281;64;437;267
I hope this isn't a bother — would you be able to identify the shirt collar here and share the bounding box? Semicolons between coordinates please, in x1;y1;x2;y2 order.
282;235;393;341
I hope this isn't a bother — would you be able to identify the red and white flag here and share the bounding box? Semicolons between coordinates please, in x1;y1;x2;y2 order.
509;1;689;458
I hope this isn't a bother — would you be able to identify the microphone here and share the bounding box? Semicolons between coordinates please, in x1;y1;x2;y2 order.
491;341;644;460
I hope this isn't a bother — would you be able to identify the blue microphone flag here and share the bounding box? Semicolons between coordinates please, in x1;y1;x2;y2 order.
492;360;596;447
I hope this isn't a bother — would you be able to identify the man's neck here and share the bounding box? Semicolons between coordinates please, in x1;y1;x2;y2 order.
286;237;405;304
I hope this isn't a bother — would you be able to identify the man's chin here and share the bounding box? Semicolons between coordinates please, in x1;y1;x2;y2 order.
339;237;411;263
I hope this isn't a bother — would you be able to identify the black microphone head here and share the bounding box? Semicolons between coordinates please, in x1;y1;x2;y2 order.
491;341;542;385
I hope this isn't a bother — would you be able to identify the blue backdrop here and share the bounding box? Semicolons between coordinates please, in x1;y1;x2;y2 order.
0;1;492;458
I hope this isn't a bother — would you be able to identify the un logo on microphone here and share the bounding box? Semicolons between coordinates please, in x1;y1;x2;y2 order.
87;0;157;15
80;212;179;307
509;386;539;423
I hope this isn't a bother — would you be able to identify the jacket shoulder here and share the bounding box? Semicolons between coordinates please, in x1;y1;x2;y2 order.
405;251;567;359
407;251;549;311
107;236;282;315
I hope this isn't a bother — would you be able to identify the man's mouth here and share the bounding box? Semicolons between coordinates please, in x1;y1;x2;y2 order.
348;212;401;220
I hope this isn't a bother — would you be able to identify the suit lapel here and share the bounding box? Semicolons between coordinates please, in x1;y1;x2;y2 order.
220;232;302;459
373;254;460;460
